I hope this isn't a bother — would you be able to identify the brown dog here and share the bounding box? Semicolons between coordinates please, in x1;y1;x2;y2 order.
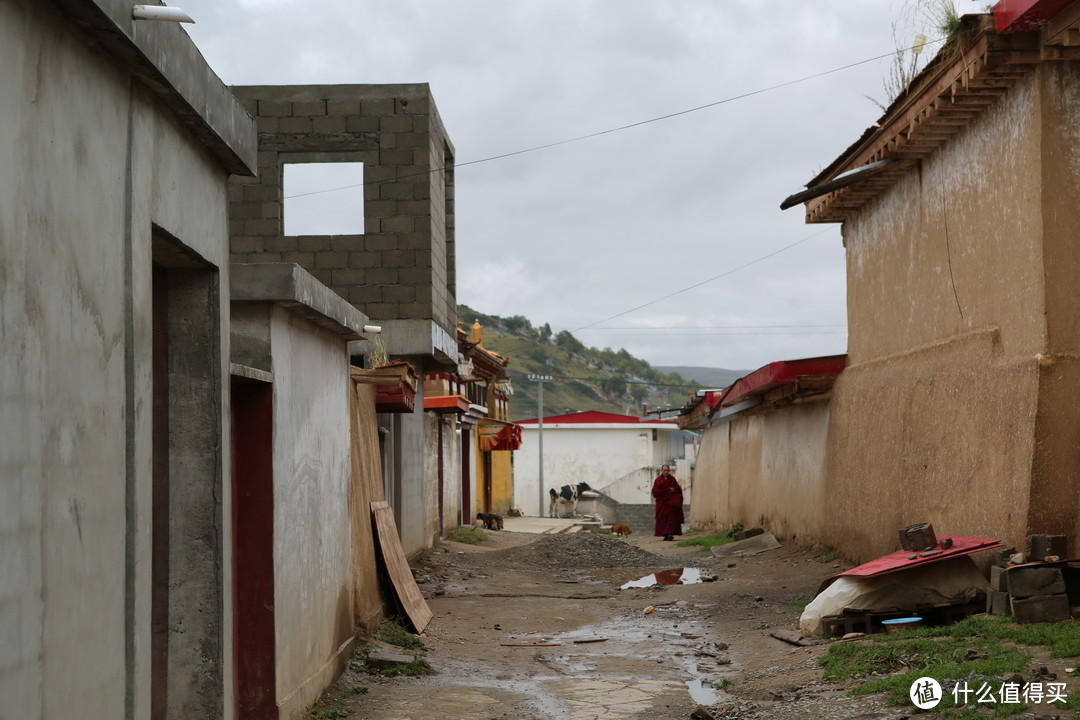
612;524;632;538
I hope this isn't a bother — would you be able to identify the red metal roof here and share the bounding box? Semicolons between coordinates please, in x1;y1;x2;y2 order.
518;410;676;425
817;535;1004;593
720;355;847;407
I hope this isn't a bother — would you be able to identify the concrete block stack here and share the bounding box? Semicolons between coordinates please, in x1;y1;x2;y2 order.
987;534;1074;623
227;84;457;330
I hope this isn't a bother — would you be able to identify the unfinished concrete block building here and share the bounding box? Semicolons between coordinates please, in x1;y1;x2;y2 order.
228;84;461;556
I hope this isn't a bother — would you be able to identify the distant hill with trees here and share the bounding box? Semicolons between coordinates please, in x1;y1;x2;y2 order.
653;366;747;389
458;305;722;421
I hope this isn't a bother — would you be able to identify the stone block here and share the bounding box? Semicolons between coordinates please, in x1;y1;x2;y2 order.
246;218;281;236
1006;566;1066;599
986;589;1010;615
345;115;380;133
279;116;313;134
1027;535;1067;562
327;100;361;116
360;98;395;116
380;216;415;234
733;527;765;542
293;100;327;116
312;116;347;133
365;650;415;672
380;115;414;133
258;100;293;117
990;565;1006;592
313;251;349;269
1011;594;1071;624
329;235;364;252
262;236;296;253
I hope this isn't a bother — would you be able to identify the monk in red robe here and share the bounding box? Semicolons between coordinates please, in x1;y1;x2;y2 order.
651;464;684;541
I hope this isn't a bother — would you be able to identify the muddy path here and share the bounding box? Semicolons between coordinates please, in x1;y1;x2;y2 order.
310;529;911;719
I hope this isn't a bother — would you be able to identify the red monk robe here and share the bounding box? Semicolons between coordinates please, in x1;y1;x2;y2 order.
651;467;684;540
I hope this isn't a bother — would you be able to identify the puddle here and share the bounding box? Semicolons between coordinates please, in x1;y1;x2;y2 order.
621;568;704;589
686;678;721;705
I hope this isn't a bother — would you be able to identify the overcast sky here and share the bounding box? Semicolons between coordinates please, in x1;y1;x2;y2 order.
179;0;974;371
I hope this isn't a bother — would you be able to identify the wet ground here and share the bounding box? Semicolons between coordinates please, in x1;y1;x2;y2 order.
307;524;959;719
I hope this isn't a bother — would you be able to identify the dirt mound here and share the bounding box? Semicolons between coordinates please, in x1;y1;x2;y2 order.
476;531;675;571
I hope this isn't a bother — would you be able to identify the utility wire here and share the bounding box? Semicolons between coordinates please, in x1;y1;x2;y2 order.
569;226;835;333
285;39;943;200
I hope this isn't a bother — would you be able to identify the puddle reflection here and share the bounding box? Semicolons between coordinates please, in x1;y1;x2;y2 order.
686;678;721;705
620;568;704;589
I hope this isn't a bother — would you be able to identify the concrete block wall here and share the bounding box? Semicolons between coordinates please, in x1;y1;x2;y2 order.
228;84;456;332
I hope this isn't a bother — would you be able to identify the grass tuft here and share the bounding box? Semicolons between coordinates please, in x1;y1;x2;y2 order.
677;524;742;551
446;525;487;545
375;619;426;653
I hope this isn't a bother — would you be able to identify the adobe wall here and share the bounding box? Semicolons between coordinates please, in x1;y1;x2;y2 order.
828;65;1080;561
689;402;831;548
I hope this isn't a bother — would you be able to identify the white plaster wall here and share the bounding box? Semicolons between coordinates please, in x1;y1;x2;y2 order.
1;3;236;717
269;308;354;718
513;424;685;516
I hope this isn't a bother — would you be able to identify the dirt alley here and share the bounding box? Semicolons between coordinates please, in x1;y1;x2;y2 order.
308;526;1047;720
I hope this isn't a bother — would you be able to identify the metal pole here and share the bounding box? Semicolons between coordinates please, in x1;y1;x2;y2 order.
529;374;551;517
537;379;544;517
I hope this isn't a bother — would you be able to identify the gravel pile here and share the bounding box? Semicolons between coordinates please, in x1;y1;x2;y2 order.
474;531;675;571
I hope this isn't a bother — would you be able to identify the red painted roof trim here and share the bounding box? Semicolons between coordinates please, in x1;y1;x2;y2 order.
424;394;471;414
993;0;1074;33
518;410;676;425
720;355;847;407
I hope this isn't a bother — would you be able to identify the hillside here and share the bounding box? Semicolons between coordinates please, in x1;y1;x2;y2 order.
458;306;704;421
654;366;747;389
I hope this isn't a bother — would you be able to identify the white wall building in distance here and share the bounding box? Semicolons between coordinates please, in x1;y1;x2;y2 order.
513;411;695;516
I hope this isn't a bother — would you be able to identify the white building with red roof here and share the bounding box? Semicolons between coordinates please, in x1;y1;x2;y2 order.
514;411;695;517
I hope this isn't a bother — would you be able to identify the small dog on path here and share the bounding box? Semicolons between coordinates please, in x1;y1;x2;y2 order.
611;524;632;538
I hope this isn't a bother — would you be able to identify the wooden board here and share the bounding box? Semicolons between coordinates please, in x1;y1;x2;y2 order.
370;501;432;633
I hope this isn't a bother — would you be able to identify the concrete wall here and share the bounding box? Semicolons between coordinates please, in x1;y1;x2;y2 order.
268;308;355;719
2;1;255;718
690;402;831;548
513;424;686;516
827;64;1080;561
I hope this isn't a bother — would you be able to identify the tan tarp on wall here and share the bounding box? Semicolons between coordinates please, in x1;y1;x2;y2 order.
349;377;389;633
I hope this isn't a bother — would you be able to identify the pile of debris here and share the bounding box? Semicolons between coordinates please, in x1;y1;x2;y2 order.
800;523;999;638
986;534;1078;623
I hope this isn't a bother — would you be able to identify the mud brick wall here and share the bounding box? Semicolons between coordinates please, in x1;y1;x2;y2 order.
228;84;456;330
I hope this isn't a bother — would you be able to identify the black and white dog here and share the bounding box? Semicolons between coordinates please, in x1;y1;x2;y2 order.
548;482;592;518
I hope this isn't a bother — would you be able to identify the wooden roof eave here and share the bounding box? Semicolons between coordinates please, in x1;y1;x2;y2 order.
802;15;1041;224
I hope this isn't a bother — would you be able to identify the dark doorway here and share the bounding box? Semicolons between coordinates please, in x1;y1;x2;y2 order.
230;377;277;719
460;427;471;526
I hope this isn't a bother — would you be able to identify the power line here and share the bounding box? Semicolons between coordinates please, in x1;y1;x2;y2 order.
285;39;942;201
569;226;836;333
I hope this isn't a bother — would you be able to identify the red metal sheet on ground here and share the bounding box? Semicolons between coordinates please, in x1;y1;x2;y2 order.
840;536;1003;578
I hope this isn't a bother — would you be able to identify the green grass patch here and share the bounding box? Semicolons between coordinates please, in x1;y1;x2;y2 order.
676;525;742;551
375;619;426;653
820;551;839;563
821;615;1080;715
446;525;487;545
791;599;812;610
313;708;349;719
346;685;369;695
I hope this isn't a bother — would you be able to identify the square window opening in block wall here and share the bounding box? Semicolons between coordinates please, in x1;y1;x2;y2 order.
284;162;364;236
